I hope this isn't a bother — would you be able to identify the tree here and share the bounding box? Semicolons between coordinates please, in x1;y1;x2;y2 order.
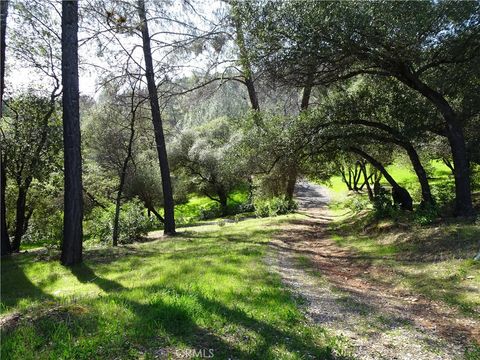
137;0;175;235
1;95;62;251
248;0;480;216
61;0;83;266
170;117;247;216
1;0;11;255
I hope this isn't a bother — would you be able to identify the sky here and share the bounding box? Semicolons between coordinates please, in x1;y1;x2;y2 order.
4;0;228;99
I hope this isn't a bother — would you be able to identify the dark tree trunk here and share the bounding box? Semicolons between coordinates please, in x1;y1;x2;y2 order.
11;181;30;252
217;188;228;216
61;0;83;266
112;91;137;247
359;162;374;201
398;70;473;216
350;147;413;211
442;157;455;175
137;0;175;235
404;144;434;207
146;204;164;224
285;166;297;201
1;155;11;256
1;0;11;256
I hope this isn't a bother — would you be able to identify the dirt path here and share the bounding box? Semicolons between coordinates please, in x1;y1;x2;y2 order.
267;181;473;360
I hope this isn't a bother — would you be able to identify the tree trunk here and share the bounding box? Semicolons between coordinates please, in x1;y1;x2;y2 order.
217;188;228;216
398;70;473;216
0;0;11;256
61;0;83;266
145;203;164;224
137;0;175;235
404;144;434;207
350;147;413;211
11;182;30;252
231;1;260;112
1;155;11;256
360;162;374;201
285;166;297;201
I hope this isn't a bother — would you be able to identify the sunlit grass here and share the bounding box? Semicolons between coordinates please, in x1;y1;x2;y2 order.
1;215;348;360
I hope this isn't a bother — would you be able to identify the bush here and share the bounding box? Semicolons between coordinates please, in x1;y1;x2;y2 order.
414;204;439;226
343;196;370;213
431;182;455;208
85;198;152;244
198;202;221;220
23;210;63;249
254;197;297;218
372;187;396;219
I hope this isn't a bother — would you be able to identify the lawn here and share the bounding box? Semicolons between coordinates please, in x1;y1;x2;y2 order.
1;215;348;360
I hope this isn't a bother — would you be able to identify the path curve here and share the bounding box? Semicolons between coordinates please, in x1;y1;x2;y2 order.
267;180;468;360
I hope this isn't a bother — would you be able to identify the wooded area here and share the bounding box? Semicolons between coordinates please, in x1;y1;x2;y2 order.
0;1;479;359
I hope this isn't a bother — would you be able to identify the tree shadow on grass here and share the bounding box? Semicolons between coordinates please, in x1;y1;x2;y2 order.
0;255;53;310
67;262;344;359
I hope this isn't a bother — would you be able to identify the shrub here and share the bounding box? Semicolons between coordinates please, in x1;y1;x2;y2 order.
414;204;439;226
85;198;151;244
343;196;370;213
372;187;396;219
254;197;297;218
23;210;63;249
198;202;221;220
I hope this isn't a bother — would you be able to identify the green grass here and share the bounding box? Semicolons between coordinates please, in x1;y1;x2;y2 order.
1;215;349;360
175;189;250;225
318;160;456;204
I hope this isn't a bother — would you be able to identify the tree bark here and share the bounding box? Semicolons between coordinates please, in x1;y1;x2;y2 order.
231;1;260;112
137;0;175;235
11;180;31;252
147;205;164;224
0;0;11;256
404;143;434;207
350;147;413;211
61;0;83;266
397;69;473;216
217;188;228;216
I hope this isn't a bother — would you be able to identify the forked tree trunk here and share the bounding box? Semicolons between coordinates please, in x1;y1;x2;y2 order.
137;0;175;235
61;0;83;266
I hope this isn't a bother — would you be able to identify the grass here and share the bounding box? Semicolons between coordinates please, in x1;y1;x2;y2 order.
1;215;349;360
174;189;250;225
328;208;480;318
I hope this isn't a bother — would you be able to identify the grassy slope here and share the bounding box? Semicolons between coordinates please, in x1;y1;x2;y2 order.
330;210;480;317
1;215;347;360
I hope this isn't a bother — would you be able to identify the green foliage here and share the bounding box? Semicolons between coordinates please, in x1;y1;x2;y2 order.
254;197;297;218
413;204;440;226
24;211;63;249
372;187;396;219
343;195;370;213
85;198;152;244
